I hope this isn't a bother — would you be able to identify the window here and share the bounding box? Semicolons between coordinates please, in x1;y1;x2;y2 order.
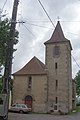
12;104;16;107
22;105;26;108
28;76;32;89
16;104;21;108
53;46;60;56
55;97;58;104
54;105;57;110
55;62;57;69
0;98;3;105
55;80;58;89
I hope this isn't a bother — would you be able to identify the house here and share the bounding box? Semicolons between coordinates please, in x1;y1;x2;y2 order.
12;21;76;114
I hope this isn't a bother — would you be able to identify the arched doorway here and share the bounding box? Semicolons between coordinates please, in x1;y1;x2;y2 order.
25;95;33;108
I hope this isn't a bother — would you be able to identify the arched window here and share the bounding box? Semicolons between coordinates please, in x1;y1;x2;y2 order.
25;95;33;101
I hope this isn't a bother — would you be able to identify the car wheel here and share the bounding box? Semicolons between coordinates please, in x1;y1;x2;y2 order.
3;114;8;120
19;110;23;114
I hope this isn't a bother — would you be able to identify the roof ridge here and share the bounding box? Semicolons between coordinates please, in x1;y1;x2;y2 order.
35;57;45;68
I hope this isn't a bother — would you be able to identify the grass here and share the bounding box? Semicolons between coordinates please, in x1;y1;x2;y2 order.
69;106;80;115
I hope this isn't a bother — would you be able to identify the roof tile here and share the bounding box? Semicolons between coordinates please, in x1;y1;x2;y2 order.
44;21;67;44
13;56;47;75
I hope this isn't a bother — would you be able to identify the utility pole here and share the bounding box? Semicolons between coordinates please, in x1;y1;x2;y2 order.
3;0;19;93
0;0;19;120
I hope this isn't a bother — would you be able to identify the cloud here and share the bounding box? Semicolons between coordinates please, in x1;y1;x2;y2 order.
0;0;80;78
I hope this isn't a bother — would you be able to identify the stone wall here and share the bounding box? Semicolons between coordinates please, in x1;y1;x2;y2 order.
13;75;48;113
45;42;72;113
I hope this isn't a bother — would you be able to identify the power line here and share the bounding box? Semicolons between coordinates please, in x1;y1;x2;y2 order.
18;0;36;38
23;23;36;38
37;0;55;28
37;0;63;40
26;20;50;22
1;0;8;12
18;0;23;21
17;1;36;38
72;55;80;69
37;0;80;69
61;21;80;23
25;22;53;29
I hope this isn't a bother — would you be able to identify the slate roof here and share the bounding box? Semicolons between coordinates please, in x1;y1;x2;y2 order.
13;56;47;75
44;21;72;50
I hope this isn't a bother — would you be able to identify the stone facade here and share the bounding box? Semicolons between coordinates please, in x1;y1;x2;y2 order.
13;75;48;113
72;80;76;110
12;21;76;114
45;42;72;113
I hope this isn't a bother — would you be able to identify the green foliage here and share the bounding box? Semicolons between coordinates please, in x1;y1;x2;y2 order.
75;70;80;97
0;18;19;66
76;102;80;106
0;77;3;93
69;106;80;115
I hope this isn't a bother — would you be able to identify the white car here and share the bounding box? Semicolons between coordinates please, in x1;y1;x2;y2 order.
9;103;31;113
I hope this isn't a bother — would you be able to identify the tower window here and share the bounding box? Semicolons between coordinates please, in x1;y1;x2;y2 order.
55;80;58;89
55;97;58;104
28;76;32;89
55;62;58;69
53;46;60;56
54;105;57;110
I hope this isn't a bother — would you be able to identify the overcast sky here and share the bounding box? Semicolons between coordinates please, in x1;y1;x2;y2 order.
0;0;80;78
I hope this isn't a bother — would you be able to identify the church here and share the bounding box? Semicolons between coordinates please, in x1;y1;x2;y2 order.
12;21;76;114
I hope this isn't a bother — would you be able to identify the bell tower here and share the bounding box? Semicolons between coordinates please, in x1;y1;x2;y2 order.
44;21;72;113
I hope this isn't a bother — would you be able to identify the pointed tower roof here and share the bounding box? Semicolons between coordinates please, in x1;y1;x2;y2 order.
44;21;72;50
44;21;67;44
13;56;47;75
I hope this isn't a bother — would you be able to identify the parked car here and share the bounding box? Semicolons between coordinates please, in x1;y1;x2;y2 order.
9;103;31;113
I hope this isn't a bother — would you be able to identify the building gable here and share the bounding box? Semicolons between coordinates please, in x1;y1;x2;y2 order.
13;56;47;75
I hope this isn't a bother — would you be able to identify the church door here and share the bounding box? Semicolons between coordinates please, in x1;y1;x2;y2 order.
25;95;33;108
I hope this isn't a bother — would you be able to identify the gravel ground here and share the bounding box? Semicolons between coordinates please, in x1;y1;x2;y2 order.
8;112;80;120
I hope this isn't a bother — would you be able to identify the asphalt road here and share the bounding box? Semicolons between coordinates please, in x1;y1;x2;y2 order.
8;112;80;120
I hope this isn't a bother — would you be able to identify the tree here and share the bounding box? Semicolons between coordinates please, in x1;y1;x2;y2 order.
75;70;80;97
0;77;2;93
0;18;19;66
0;18;19;93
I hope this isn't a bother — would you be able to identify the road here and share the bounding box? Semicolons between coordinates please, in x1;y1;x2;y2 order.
8;112;80;120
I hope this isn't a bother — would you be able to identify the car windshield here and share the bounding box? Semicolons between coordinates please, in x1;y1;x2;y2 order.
16;104;21;107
